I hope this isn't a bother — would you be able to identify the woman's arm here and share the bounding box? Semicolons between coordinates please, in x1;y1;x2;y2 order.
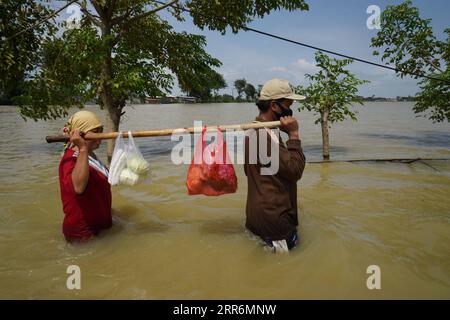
70;130;90;195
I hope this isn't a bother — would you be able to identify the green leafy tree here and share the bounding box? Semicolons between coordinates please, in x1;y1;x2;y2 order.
296;51;369;160
212;72;227;98
234;78;247;101
3;0;309;159
184;70;226;102
0;0;56;102
257;84;263;96
371;0;450;122
244;83;256;101
220;94;235;103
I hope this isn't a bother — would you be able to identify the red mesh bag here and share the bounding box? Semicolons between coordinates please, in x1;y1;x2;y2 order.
186;127;237;196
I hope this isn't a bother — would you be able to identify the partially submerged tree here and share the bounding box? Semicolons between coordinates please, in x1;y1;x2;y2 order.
234;78;247;100
2;0;309;159
371;0;450;122
257;84;264;96
185;70;226;102
296;51;369;160
244;83;257;101
211;72;227;101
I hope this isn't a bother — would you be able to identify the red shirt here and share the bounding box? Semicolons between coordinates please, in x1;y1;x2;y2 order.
59;148;112;240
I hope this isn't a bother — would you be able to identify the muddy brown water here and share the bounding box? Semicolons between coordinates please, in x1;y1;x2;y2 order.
0;102;449;299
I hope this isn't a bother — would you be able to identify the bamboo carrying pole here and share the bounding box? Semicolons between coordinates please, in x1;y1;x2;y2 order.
45;121;281;143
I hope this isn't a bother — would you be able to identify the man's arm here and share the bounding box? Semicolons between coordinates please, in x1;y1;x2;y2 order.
277;116;306;182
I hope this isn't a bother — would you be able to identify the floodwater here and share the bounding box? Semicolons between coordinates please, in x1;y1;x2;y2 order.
0;102;449;299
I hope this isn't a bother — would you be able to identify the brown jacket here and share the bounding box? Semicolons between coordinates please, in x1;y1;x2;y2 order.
244;117;306;241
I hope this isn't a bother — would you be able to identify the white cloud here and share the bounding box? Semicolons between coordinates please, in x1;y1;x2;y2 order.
269;66;288;72
292;58;319;75
262;58;317;85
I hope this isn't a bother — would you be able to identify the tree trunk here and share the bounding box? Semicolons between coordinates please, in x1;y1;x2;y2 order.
100;55;119;162
321;108;330;160
99;22;120;163
106;105;121;162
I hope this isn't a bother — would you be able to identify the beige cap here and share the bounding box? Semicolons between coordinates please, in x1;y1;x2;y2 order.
258;78;306;101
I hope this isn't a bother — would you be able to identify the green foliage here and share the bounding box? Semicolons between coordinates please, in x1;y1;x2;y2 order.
211;72;228;95
295;51;369;125
112;13;219;105
371;0;450;122
2;0;310;125
15;2;221;120
186;0;308;34
414;69;450;122
185;70;227;102
257;84;264;96
244;83;257;101
0;0;55;99
219;94;235;103
234;79;247;99
14;26;105;120
233;79;258;101
371;0;442;77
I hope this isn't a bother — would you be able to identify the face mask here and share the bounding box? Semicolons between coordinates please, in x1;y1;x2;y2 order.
274;102;293;119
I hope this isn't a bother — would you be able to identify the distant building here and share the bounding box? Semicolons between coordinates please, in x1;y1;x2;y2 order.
177;96;197;103
145;95;197;104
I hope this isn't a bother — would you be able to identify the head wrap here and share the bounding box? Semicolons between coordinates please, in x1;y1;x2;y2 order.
63;110;103;134
62;110;103;151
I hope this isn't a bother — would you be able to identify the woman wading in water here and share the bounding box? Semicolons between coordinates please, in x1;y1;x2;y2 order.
59;111;112;243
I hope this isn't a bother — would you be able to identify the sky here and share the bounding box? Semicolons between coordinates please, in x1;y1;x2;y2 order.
55;0;450;98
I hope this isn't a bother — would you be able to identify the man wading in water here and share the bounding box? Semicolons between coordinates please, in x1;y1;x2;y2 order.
244;78;306;252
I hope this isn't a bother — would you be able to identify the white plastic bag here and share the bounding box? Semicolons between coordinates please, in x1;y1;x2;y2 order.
108;131;150;186
126;131;150;175
108;132;127;186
